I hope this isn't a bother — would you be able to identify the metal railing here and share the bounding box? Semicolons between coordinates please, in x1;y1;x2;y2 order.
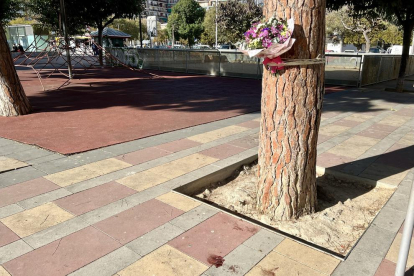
100;48;414;86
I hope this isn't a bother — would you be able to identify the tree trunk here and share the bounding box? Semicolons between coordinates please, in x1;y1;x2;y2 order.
257;0;325;220
98;26;103;66
0;24;32;117
396;22;414;92
363;30;370;53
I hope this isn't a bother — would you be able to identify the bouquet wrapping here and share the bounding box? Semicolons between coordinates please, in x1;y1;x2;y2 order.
241;17;295;73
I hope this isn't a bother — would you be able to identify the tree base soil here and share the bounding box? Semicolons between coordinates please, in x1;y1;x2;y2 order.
194;162;394;255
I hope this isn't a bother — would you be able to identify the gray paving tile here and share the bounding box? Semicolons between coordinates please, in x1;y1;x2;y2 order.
385;193;410;212
0;204;24;219
0;240;33;264
100;142;144;156
332;248;383;276
0;166;46;189
242;229;284;254
0;142;34;156
17;188;72;210
372;206;406;233
203;244;266;276
27;154;65;165
68;246;140;276
6;147;54;162
32;157;83;174
23;216;90;249
126;222;185;256
169;204;218;231
354;225;396;258
0;138;16;147
69;149;117;165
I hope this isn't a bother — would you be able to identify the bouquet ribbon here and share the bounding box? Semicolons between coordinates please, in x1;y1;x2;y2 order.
263;56;284;73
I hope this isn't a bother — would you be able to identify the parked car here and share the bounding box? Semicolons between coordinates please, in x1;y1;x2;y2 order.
369;47;386;53
218;44;236;50
194;45;212;50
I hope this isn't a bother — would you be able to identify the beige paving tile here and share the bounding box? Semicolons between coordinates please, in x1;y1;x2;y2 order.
385;233;414;268
44;166;101;187
319;125;350;137
0;202;73;238
253;118;261;122
379;115;411;127
116;244;208;276
147;153;218;178
156;192;201;212
327;135;380;158
273;239;340;275
398;132;414;146
83;158;131;175
170;153;218;172
359;163;409;186
117;170;171;192
344;114;374;122
246;251;324;276
0;157;28;173
117;153;217;191
0;266;10;276
188;126;248;143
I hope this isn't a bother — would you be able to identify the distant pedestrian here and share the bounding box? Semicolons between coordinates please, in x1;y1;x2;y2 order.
12;44;18;52
18;44;24;53
92;43;98;55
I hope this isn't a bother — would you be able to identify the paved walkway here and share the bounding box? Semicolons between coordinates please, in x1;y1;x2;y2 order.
0;88;413;276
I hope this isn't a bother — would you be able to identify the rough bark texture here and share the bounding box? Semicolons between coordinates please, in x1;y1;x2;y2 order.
257;0;325;220
0;24;32;117
396;22;414;92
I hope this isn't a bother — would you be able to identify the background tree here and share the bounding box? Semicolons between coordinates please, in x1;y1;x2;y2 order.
217;0;262;43
31;0;144;64
257;0;325;220
339;7;385;52
200;8;225;45
167;0;205;46
0;0;32;116
109;18;149;41
328;0;414;92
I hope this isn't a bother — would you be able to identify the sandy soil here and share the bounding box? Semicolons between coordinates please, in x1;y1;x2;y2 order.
194;162;394;255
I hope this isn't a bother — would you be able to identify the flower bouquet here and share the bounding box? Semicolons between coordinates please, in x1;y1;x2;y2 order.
241;17;295;73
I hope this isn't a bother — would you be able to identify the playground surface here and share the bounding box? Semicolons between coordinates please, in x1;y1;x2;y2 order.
0;69;413;275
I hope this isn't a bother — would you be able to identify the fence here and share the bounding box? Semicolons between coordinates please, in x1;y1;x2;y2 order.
99;48;414;87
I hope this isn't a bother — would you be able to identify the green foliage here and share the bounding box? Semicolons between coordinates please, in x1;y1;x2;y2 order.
109;18;148;41
1;0;22;25
217;0;262;43
167;0;205;46
29;0;145;35
200;8;227;45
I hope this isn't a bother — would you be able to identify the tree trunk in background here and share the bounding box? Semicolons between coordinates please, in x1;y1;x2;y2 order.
257;0;325;220
98;26;103;66
0;24;32;117
396;22;414;92
363;30;371;53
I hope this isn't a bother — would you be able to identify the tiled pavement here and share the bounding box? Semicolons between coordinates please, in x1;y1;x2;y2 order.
0;89;413;275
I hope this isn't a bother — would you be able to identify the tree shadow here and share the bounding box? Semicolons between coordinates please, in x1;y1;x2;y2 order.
317;145;414;212
16;68;262;114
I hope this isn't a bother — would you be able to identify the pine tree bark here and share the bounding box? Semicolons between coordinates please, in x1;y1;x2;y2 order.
0;24;32;117
257;0;325;220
